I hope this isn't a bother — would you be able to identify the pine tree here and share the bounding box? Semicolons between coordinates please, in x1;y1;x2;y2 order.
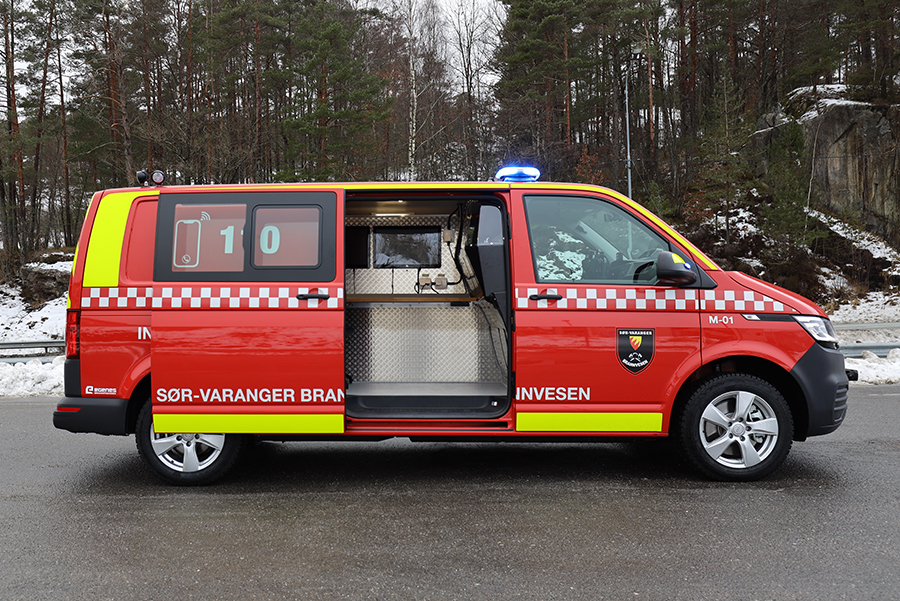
494;0;583;180
281;1;389;181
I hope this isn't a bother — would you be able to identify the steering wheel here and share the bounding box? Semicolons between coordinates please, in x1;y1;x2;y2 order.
635;248;660;260
582;249;609;280
608;259;628;280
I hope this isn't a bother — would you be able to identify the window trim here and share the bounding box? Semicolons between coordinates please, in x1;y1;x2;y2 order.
154;191;337;283
522;193;685;286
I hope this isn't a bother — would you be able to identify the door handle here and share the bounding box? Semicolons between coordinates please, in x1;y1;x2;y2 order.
529;294;563;301
296;293;330;300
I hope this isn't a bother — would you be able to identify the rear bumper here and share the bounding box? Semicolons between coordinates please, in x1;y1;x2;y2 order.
53;397;130;435
790;343;849;438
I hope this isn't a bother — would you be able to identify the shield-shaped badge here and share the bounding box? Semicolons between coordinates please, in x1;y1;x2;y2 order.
617;329;655;374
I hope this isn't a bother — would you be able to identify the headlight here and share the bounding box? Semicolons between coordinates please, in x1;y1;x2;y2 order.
794;316;839;349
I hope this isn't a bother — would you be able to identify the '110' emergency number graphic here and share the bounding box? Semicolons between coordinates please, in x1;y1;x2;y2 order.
172;204;320;272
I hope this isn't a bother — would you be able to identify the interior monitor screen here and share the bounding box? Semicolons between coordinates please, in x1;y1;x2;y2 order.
373;226;442;269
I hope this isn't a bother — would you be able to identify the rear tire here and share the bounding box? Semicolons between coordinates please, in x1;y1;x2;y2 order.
135;401;244;485
678;374;793;481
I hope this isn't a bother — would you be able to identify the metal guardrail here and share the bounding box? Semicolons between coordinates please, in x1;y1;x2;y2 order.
834;323;900;358
0;340;65;351
0;357;58;364
0;340;64;364
834;322;900;330
839;343;900;358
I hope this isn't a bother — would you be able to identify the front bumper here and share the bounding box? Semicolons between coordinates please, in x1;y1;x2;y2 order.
53;397;130;435
790;343;850;438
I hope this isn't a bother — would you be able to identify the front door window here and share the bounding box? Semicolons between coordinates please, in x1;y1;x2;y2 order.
523;195;673;285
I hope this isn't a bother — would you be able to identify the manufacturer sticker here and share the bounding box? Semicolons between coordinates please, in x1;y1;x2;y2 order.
85;385;117;396
617;329;655;374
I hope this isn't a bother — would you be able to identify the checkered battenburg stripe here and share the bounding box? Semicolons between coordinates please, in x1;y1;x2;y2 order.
81;286;343;309
515;287;794;313
82;285;790;313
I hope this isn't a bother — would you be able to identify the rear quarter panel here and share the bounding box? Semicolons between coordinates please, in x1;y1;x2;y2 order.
76;190;157;400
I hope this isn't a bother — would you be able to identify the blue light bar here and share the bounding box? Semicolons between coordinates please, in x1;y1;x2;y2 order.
495;166;541;182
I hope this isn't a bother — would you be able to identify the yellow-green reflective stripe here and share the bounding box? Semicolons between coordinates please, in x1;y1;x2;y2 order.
82;192;137;287
516;412;662;433
153;413;344;434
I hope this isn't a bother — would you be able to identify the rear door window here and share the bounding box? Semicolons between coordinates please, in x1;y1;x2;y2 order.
155;191;337;282
252;207;321;268
172;203;246;273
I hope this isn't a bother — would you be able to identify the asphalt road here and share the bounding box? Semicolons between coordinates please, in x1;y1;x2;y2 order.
1;387;898;601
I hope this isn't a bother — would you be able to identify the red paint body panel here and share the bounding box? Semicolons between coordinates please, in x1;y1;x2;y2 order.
148;185;346;418
150;302;344;415
153;404;340;415
513;309;700;432
79;312;151;398
696;270;815;371
727;270;825;317
701;315;814;371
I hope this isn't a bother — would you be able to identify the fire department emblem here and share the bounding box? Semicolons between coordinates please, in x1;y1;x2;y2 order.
617;329;655;374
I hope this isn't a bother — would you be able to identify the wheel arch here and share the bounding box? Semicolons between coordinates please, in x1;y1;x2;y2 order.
126;373;151;434
672;355;808;442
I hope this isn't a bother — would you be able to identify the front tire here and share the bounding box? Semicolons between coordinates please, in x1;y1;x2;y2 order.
135;401;244;485
678;374;793;481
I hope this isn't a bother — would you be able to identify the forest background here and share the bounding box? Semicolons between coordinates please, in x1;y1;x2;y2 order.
1;0;898;301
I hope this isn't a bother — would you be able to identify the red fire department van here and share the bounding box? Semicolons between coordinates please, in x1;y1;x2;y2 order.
53;167;852;484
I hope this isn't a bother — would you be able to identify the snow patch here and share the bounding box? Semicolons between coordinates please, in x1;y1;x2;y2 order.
810;209;900;276
846;349;900;385
0;285;67;396
0;285;67;346
703;206;760;239
23;260;73;275
0;356;65;397
789;84;848;97
799;98;874;123
740;256;765;272
830;290;900;324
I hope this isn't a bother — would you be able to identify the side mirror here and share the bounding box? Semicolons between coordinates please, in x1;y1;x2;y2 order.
656;251;697;286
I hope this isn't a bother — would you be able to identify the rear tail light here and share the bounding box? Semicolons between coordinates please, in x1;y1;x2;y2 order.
66;310;80;358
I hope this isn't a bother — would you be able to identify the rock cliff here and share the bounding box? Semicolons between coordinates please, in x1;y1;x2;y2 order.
790;88;900;247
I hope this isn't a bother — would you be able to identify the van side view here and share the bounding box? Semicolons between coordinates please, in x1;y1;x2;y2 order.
54;170;853;484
